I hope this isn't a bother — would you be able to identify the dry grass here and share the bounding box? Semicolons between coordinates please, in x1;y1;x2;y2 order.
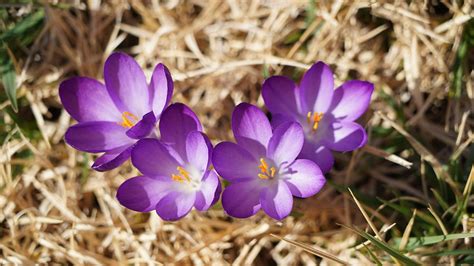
1;0;473;264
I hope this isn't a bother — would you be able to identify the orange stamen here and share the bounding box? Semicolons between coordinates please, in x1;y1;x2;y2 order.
171;166;191;183
119;112;139;128
306;112;324;131
258;158;276;179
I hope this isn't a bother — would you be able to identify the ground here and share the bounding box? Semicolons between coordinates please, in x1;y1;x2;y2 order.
0;1;473;265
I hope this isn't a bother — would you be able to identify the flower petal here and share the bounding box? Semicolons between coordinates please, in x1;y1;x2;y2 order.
155;191;196;221
195;170;219;211
267;122;304;166
231;103;271;158
131;138;181;178
126;111;157;139
260;181;293;220
59;77;120;122
299;61;334;113
212;141;258;181
185;131;211;173
104;52;150;117
298;141;334;174
222;180;262;218
211;177;222;206
270;113;296;129
65;121;132;152
159;103;202;158
149;63;173;118
326;121;367;152
329;80;374;122
92;145;133;171
117;176;172;212
262;76;301;117
282;159;326;198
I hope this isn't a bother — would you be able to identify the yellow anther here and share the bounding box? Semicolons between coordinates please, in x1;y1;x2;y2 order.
306;112;324;132
171;166;191;183
270;167;276;177
258;158;276;179
177;166;191;182
119;111;139;128
172;174;184;182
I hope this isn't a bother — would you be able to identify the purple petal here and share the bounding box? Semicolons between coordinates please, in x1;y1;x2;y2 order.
212;141;258;181
329;80;374;122
195;170;219;211
232;103;271;158
149;63;173;118
267;122;304;165
155;191;196;221
282;159;326;198
299;62;334;113
259;181;293;220
326;121;367;152
270;113;297;129
126;111;157;139
185;131;211;173
104;52;150;117
65;121;132;152
117;176;172;212
131;138;181;178
262;76;301;117
59;77;120;122
159;103;202;158
92;145;133;171
299;141;334;174
211;177;222;206
222;180;262;218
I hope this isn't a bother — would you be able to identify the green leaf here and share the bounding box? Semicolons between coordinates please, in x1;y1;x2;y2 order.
343;225;421;265
423;249;474;257
362;244;383;266
0;48;17;112
430;188;450;211
392;232;474;251
378;198;437;226
0;8;45;43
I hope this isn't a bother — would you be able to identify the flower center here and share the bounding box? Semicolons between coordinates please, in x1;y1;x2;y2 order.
258;158;276;179
171;166;191;183
306;111;324;132
119;111;139;128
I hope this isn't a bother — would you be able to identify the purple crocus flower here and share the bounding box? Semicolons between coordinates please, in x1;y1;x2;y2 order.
262;62;374;173
212;103;326;220
59;52;173;171
116;103;221;221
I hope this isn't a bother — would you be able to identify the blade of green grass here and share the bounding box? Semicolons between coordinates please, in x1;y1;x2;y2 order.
423;249;474;257
0;46;17;112
0;8;45;42
378;198;437;226
392;232;474;251
342;225;421;266
362;243;383;266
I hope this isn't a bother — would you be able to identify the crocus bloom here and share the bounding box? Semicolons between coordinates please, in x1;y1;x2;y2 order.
212;103;325;220
262;62;374;173
60;52;173;171
116;103;221;221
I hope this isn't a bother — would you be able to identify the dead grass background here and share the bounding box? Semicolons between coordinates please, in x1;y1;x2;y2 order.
0;0;473;265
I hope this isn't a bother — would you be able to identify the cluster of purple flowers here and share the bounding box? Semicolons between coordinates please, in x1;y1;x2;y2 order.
60;53;373;221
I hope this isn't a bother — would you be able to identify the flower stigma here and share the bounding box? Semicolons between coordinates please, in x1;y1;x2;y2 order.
119;111;139;128
306;111;324;132
258;158;276;179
